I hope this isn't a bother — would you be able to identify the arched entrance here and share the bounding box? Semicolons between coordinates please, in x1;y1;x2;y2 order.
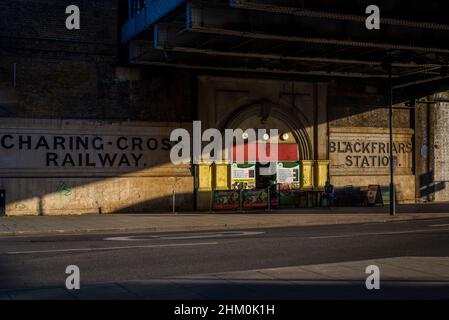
218;99;313;198
218;99;313;161
195;99;326;211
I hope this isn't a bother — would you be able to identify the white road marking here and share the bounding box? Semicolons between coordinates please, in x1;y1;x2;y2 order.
104;231;265;241
309;228;449;239
428;224;449;228
6;242;218;255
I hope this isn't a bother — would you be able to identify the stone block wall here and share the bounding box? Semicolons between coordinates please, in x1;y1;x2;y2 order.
0;118;194;215
328;80;416;203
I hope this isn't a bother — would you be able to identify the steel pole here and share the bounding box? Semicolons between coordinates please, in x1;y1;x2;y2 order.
388;64;396;216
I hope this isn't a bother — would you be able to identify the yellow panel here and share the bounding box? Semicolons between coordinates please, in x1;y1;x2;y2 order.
300;160;314;189
197;163;213;211
198;164;212;190
314;160;330;190
214;164;230;190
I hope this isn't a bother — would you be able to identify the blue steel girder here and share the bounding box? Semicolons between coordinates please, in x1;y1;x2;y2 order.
122;0;189;43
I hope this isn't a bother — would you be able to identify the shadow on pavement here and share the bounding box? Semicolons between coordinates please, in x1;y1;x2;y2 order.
2;279;449;300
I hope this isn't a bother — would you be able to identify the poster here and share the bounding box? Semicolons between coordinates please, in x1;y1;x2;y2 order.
276;162;300;184
367;185;383;206
277;162;300;205
231;163;256;189
380;185;396;206
242;189;269;209
212;190;240;210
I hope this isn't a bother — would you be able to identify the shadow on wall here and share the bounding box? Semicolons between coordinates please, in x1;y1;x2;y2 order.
113;191;194;214
419;171;446;199
0;85;445;216
1;172;195;216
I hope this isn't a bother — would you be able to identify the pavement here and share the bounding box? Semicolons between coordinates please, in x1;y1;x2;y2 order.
1;256;449;300
1;203;449;237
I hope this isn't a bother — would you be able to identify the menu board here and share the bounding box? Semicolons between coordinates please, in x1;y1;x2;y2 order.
231;163;256;189
367;185;383;206
276;162;300;184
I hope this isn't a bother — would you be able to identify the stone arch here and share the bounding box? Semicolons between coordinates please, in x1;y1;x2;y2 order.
217;98;313;160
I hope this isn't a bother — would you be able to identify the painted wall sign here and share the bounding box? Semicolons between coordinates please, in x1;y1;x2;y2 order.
329;140;412;168
0;134;172;169
329;127;414;176
0;119;191;178
0;134;171;168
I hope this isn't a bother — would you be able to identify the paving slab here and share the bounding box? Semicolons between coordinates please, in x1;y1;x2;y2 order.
118;280;204;300
69;283;136;300
194;256;449;282
2;257;449;299
258;267;338;281
378;257;449;279
8;287;75;300
170;279;273;300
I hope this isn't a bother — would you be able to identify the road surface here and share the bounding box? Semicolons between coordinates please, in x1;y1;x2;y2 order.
1;217;449;299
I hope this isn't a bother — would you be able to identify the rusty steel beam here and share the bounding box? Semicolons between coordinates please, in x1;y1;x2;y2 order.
230;0;449;31
188;26;449;54
130;58;390;78
151;44;444;70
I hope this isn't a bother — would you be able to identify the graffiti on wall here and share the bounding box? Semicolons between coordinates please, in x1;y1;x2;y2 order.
56;182;73;197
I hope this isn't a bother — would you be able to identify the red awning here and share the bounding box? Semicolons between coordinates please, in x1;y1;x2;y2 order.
232;143;299;162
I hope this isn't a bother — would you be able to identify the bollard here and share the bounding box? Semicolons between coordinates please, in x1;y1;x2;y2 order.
267;187;271;211
172;189;176;214
0;189;5;216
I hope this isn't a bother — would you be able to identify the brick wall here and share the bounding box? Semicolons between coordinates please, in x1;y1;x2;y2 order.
328;80;412;128
0;0;118;42
0;0;194;122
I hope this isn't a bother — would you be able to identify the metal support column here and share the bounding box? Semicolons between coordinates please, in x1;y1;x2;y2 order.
388;64;396;216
